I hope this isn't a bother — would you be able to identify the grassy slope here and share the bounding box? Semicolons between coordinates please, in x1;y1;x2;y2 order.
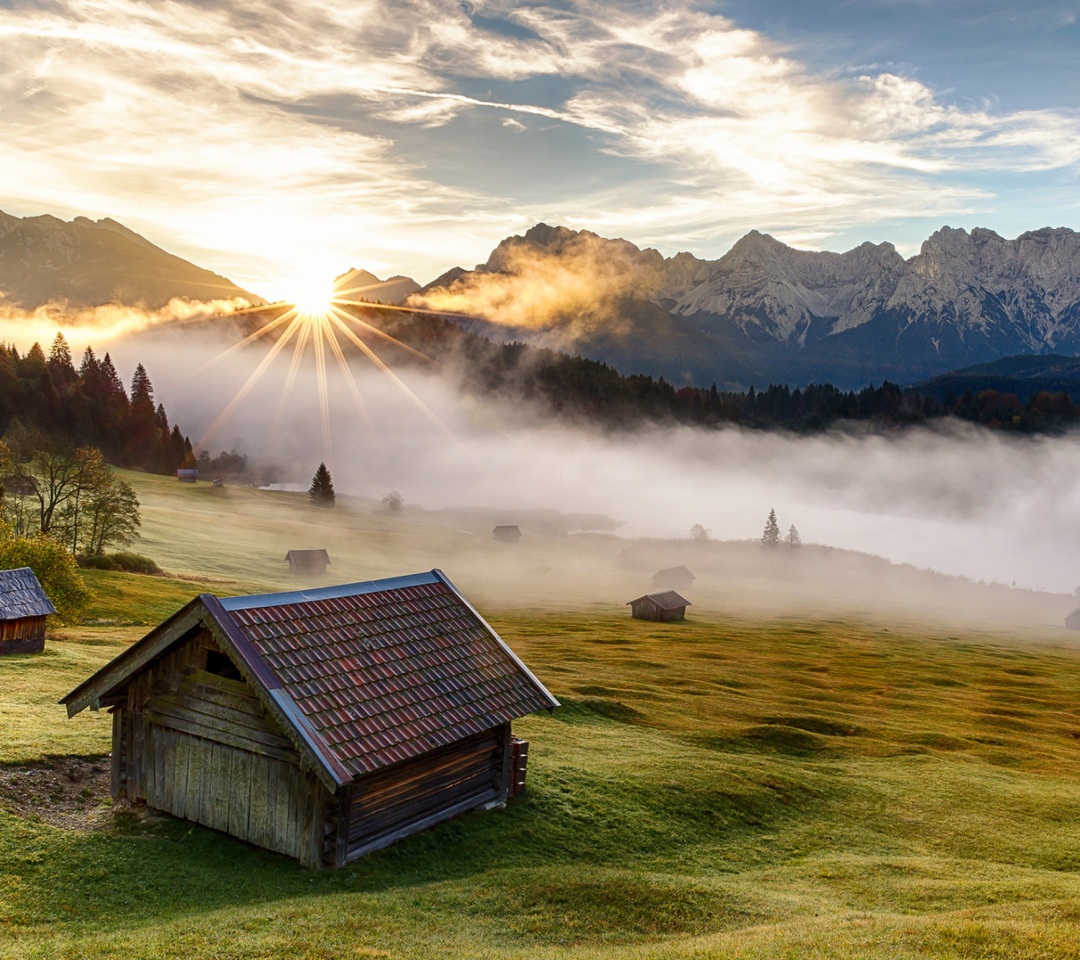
1;476;1079;957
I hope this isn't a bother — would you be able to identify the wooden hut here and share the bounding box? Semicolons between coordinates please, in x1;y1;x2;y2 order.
177;468;198;483
1065;606;1080;630
0;567;56;655
492;525;521;544
627;590;691;622
285;549;330;575
650;566;696;591
61;570;558;869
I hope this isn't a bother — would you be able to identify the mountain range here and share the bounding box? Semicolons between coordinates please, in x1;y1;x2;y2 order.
412;223;1080;389
5;207;1080;391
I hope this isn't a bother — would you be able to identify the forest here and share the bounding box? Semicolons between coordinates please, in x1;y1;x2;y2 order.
344;306;1080;434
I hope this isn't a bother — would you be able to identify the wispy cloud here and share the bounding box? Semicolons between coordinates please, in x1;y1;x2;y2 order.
0;0;1077;289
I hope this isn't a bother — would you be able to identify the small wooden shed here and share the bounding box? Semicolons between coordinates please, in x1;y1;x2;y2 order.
650;566;696;591
177;468;198;483
285;549;330;575
0;567;56;655
61;570;558;869
628;590;691;622
1065;606;1080;630
492;525;521;544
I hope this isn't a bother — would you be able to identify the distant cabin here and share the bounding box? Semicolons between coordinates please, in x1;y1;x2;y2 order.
62;570;558;869
1066;607;1080;630
650;566;696;591
0;567;56;655
628;590;691;622
177;468;198;483
285;549;330;576
492;525;522;544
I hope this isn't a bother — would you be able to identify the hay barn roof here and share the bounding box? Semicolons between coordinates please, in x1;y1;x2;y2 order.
651;565;695;582
0;567;56;619
284;549;331;563
627;590;691;611
62;570;558;788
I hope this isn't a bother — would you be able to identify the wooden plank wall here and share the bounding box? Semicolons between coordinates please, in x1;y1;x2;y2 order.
339;724;508;864
113;628;326;867
0;616;46;655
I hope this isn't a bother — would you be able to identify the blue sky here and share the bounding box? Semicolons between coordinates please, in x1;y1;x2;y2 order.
0;0;1078;298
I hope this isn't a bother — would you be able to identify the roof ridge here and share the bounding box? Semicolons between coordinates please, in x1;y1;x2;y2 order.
219;571;442;611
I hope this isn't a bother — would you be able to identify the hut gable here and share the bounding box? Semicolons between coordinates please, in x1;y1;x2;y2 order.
627;590;691;622
1066;606;1080;630
285;549;330;575
63;570;559;868
0;567;56;655
650;566;696;590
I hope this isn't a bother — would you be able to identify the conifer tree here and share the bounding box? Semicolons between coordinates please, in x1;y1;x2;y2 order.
308;463;336;508
100;353;126;399
130;363;154;407
761;508;780;548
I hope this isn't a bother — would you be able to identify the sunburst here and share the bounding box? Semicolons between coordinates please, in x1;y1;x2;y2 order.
196;276;456;473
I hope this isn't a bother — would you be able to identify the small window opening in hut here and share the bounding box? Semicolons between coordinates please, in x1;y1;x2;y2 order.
206;649;242;680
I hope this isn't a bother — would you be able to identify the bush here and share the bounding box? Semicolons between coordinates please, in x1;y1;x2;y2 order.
0;537;94;623
78;551;163;575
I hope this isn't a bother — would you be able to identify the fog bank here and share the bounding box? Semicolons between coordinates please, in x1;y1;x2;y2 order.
100;331;1080;596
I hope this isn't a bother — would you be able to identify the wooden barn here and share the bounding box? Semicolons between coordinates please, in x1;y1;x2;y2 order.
492;525;522;544
1065;606;1080;630
650;566;696;591
0;567;56;655
61;570;558;869
285;549;330;576
628;590;691;622
177;468;198;483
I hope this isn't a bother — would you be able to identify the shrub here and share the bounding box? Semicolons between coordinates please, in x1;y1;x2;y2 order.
78;551;163;575
0;537;94;623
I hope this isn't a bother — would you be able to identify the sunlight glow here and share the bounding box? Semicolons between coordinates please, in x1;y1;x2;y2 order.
196;292;456;471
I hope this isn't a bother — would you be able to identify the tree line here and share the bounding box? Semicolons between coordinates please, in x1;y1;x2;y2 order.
332;306;1080;435
0;333;193;472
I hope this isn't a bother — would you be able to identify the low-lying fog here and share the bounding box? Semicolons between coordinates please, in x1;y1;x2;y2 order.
97;327;1080;597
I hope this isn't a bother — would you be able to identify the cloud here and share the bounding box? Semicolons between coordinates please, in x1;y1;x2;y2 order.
0;0;1077;289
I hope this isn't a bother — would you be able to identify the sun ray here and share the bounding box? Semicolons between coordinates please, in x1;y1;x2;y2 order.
312;311;333;469
186;306;299;379
321;316;374;431
325;310;456;438
263;312;315;462
196;311;305;450
330;303;440;366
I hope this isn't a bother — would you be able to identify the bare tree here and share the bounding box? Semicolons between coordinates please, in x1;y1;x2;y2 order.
786;524;801;549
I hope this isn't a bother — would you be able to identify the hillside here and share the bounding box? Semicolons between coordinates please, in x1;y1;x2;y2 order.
913;354;1080;402
0;210;261;310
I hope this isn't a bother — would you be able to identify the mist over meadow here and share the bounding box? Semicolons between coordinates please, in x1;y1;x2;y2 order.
98;328;1080;597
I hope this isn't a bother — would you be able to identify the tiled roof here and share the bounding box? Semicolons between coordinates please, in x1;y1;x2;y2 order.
628;590;690;611
220;571;557;778
0;567;56;619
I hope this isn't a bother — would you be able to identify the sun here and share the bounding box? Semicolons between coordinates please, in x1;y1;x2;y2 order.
287;278;337;315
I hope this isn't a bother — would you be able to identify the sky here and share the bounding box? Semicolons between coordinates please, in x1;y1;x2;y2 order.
1;0;1079;298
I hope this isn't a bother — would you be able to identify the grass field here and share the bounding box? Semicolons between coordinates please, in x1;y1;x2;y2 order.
2;476;1080;958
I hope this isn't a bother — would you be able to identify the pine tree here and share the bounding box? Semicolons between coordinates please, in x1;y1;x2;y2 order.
761;508;780;548
48;332;74;372
308;463;336;508
100;353;126;399
130;363;153;407
786;524;801;549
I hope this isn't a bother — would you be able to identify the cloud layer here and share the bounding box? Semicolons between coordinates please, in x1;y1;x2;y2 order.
1;0;1078;289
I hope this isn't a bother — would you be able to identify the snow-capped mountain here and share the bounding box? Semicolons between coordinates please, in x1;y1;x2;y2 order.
414;223;1080;388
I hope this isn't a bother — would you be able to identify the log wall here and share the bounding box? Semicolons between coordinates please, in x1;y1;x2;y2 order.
332;723;510;866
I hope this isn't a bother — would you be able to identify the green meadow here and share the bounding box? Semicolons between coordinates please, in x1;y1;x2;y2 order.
2;474;1080;958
